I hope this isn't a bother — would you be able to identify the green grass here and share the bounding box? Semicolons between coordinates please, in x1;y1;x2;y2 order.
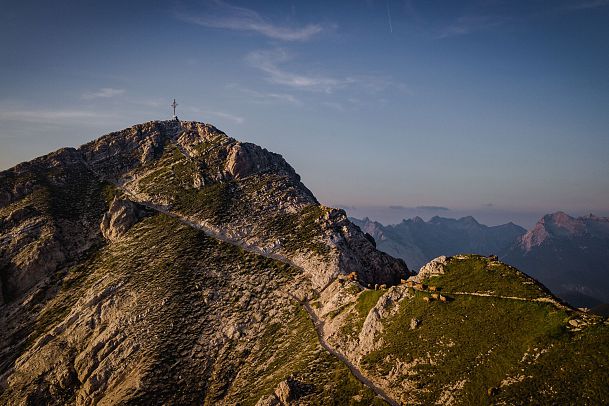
340;289;386;336
355;289;385;319
264;204;331;257
496;323;609;404
362;290;572;404
224;302;385;406
425;255;550;299
229;305;320;405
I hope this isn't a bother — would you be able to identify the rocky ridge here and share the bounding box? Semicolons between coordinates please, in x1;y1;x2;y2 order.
0;120;607;405
0;120;407;405
310;254;609;405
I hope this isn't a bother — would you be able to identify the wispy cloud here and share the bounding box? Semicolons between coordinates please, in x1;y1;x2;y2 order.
246;49;354;93
436;15;506;38
0;109;115;124
226;83;302;105
246;49;409;97
176;0;328;42
82;87;125;99
388;205;450;211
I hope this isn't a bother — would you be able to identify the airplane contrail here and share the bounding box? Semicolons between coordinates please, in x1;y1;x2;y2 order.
386;2;393;33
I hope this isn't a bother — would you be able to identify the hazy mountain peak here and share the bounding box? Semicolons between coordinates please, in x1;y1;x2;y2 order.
411;216;425;223
521;211;591;250
458;215;479;225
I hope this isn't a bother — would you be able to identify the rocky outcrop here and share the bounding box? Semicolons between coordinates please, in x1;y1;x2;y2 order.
100;198;151;242
410;255;448;282
224;143;297;181
79;121;178;182
328;210;410;287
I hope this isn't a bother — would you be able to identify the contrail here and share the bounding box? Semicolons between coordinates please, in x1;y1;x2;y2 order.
386;2;393;33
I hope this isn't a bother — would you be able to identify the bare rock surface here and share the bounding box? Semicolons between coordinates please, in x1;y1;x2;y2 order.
410;255;448;282
100;198;151;241
2;120;606;406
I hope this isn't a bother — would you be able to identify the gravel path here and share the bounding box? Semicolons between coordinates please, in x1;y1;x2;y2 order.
118;189;399;405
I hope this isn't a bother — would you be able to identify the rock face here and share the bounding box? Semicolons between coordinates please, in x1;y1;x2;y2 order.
0;120;408;405
100;198;151;241
0;148;107;301
410;255;448;282
504;212;609;307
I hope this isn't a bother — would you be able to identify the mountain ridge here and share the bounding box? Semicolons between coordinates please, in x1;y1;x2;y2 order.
0;120;409;404
352;212;609;308
351;215;526;272
1;120;607;405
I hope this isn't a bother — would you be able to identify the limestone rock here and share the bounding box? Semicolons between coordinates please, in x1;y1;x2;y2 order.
100;198;151;242
411;255;449;282
255;394;280;406
274;379;293;404
224;142;296;180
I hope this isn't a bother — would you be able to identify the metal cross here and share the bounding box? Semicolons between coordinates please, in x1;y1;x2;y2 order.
171;99;178;117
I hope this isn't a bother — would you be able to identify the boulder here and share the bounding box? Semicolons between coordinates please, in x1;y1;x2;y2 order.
412;256;449;282
100;198;151;242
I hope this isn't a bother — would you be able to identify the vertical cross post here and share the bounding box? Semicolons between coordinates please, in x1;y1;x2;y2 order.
171;99;178;120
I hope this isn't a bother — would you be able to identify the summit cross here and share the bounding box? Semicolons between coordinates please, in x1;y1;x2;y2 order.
171;99;178;119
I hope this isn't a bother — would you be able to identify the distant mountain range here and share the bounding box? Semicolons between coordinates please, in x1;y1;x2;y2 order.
350;216;526;272
352;212;609;308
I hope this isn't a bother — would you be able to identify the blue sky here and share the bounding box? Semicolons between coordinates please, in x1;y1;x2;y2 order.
1;0;608;227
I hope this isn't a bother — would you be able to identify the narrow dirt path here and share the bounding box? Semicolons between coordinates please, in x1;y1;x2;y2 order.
442;291;567;308
298;299;400;406
111;185;398;405
81;127;399;405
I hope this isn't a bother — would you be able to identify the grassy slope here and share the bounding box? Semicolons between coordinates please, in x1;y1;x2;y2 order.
135;141;331;257
422;255;552;299
7;213;382;405
224;303;385;406
339;255;609;405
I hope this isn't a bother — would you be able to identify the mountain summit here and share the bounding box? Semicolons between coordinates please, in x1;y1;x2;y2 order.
0;120;408;404
351;216;526;271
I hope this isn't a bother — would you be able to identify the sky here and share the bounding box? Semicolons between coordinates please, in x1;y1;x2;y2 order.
1;0;608;228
